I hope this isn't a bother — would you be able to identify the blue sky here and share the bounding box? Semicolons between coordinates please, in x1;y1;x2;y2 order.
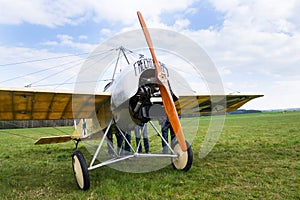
0;0;299;110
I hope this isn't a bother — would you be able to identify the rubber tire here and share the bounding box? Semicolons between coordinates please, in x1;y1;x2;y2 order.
72;150;90;190
171;140;193;172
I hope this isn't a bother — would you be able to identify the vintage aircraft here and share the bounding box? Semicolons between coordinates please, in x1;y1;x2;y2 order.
0;12;263;190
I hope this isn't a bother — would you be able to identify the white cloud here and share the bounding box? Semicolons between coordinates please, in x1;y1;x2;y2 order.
184;1;300;77
100;28;113;37
78;35;88;40
57;34;73;41
0;0;196;27
255;80;300;110
209;0;299;33
173;19;190;30
276;80;300;89
177;0;300;109
219;67;231;76
0;0;91;27
42;34;97;52
89;0;195;25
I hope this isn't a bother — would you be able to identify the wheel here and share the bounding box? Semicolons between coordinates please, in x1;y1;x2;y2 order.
72;150;90;190
171;140;193;171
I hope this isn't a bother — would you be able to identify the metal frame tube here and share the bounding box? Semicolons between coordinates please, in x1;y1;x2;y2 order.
89;119;113;168
149;121;176;155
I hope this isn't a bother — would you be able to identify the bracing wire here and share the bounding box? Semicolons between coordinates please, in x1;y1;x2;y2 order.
53;48;117;89
0;52;90;67
23;49;115;88
0;130;37;140
0;120;73;141
0;58;83;84
0;49;114;85
31;79;113;88
0;46;144;90
24;61;83;88
52;47;140;89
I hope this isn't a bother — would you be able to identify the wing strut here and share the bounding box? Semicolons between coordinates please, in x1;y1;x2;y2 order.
137;11;187;152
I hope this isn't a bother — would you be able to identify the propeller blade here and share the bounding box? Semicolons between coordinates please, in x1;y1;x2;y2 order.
137;11;187;151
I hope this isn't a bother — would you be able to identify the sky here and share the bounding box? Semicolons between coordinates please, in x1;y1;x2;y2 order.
0;0;299;110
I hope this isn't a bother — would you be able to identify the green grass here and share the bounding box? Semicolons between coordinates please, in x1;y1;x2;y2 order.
0;112;299;199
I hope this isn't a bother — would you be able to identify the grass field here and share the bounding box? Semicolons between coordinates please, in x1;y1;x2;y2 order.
0;111;299;199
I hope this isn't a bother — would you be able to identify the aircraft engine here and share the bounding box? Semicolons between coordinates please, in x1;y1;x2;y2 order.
110;58;194;131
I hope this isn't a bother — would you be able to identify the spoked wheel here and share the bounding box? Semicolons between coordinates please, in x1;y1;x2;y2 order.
72;150;90;190
171;140;193;172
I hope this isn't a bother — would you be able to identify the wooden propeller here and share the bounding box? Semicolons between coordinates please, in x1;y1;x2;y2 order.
137;11;187;151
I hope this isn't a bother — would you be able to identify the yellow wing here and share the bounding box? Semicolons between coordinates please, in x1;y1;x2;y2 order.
0;88;262;121
0;87;112;125
177;94;263;116
0;87;112;145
